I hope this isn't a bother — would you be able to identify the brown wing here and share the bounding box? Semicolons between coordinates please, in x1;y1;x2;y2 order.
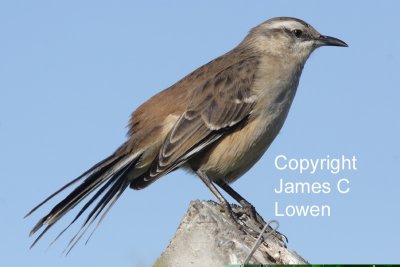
132;58;260;189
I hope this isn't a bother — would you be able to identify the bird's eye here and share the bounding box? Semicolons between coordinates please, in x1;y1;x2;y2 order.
292;29;303;38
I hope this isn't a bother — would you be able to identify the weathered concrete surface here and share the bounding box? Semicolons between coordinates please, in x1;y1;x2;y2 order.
155;200;307;266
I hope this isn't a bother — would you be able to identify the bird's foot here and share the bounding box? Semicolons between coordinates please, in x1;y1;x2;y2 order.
219;202;262;236
238;202;288;244
220;201;240;222
218;202;252;233
218;201;288;243
238;200;266;226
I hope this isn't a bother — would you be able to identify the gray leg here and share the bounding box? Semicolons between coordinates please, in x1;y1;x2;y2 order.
216;180;288;242
196;170;236;221
215;180;264;223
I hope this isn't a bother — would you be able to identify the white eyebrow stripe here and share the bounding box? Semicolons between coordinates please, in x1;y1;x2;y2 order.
269;20;304;30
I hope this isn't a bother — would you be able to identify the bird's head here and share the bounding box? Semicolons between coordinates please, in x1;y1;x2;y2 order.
245;17;348;62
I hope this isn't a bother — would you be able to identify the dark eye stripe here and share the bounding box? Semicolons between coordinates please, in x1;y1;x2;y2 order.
293;29;303;38
272;27;313;41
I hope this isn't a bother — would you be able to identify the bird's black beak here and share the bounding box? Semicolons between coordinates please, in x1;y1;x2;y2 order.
317;35;348;47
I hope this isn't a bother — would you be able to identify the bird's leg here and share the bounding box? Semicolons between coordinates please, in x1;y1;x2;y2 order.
215;180;264;224
196;172;287;242
216;180;288;242
196;170;237;222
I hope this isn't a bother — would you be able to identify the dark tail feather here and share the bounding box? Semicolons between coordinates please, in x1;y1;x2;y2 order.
25;153;119;219
28;154;124;236
65;168;131;254
27;152;139;250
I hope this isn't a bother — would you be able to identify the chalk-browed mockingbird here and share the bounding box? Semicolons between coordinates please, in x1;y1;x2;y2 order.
26;17;347;250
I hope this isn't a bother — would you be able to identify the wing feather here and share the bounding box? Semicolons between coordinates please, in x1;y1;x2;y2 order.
132;58;260;189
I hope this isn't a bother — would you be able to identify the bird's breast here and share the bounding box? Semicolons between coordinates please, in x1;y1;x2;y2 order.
193;113;287;183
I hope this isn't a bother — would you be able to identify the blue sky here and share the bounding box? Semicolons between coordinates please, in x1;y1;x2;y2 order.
1;1;399;266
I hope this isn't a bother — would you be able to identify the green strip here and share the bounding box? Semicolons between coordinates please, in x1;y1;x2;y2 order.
225;265;399;267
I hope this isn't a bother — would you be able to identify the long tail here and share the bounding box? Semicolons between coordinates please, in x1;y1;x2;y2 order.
25;148;140;253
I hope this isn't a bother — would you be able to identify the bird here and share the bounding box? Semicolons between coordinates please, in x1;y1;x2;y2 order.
26;17;347;251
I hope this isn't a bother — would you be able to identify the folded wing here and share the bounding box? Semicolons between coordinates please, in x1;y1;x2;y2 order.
131;58;260;189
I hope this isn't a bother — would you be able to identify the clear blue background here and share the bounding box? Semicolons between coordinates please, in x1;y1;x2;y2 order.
1;1;399;266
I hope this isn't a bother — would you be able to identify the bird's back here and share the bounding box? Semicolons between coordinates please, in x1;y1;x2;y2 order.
121;45;261;174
